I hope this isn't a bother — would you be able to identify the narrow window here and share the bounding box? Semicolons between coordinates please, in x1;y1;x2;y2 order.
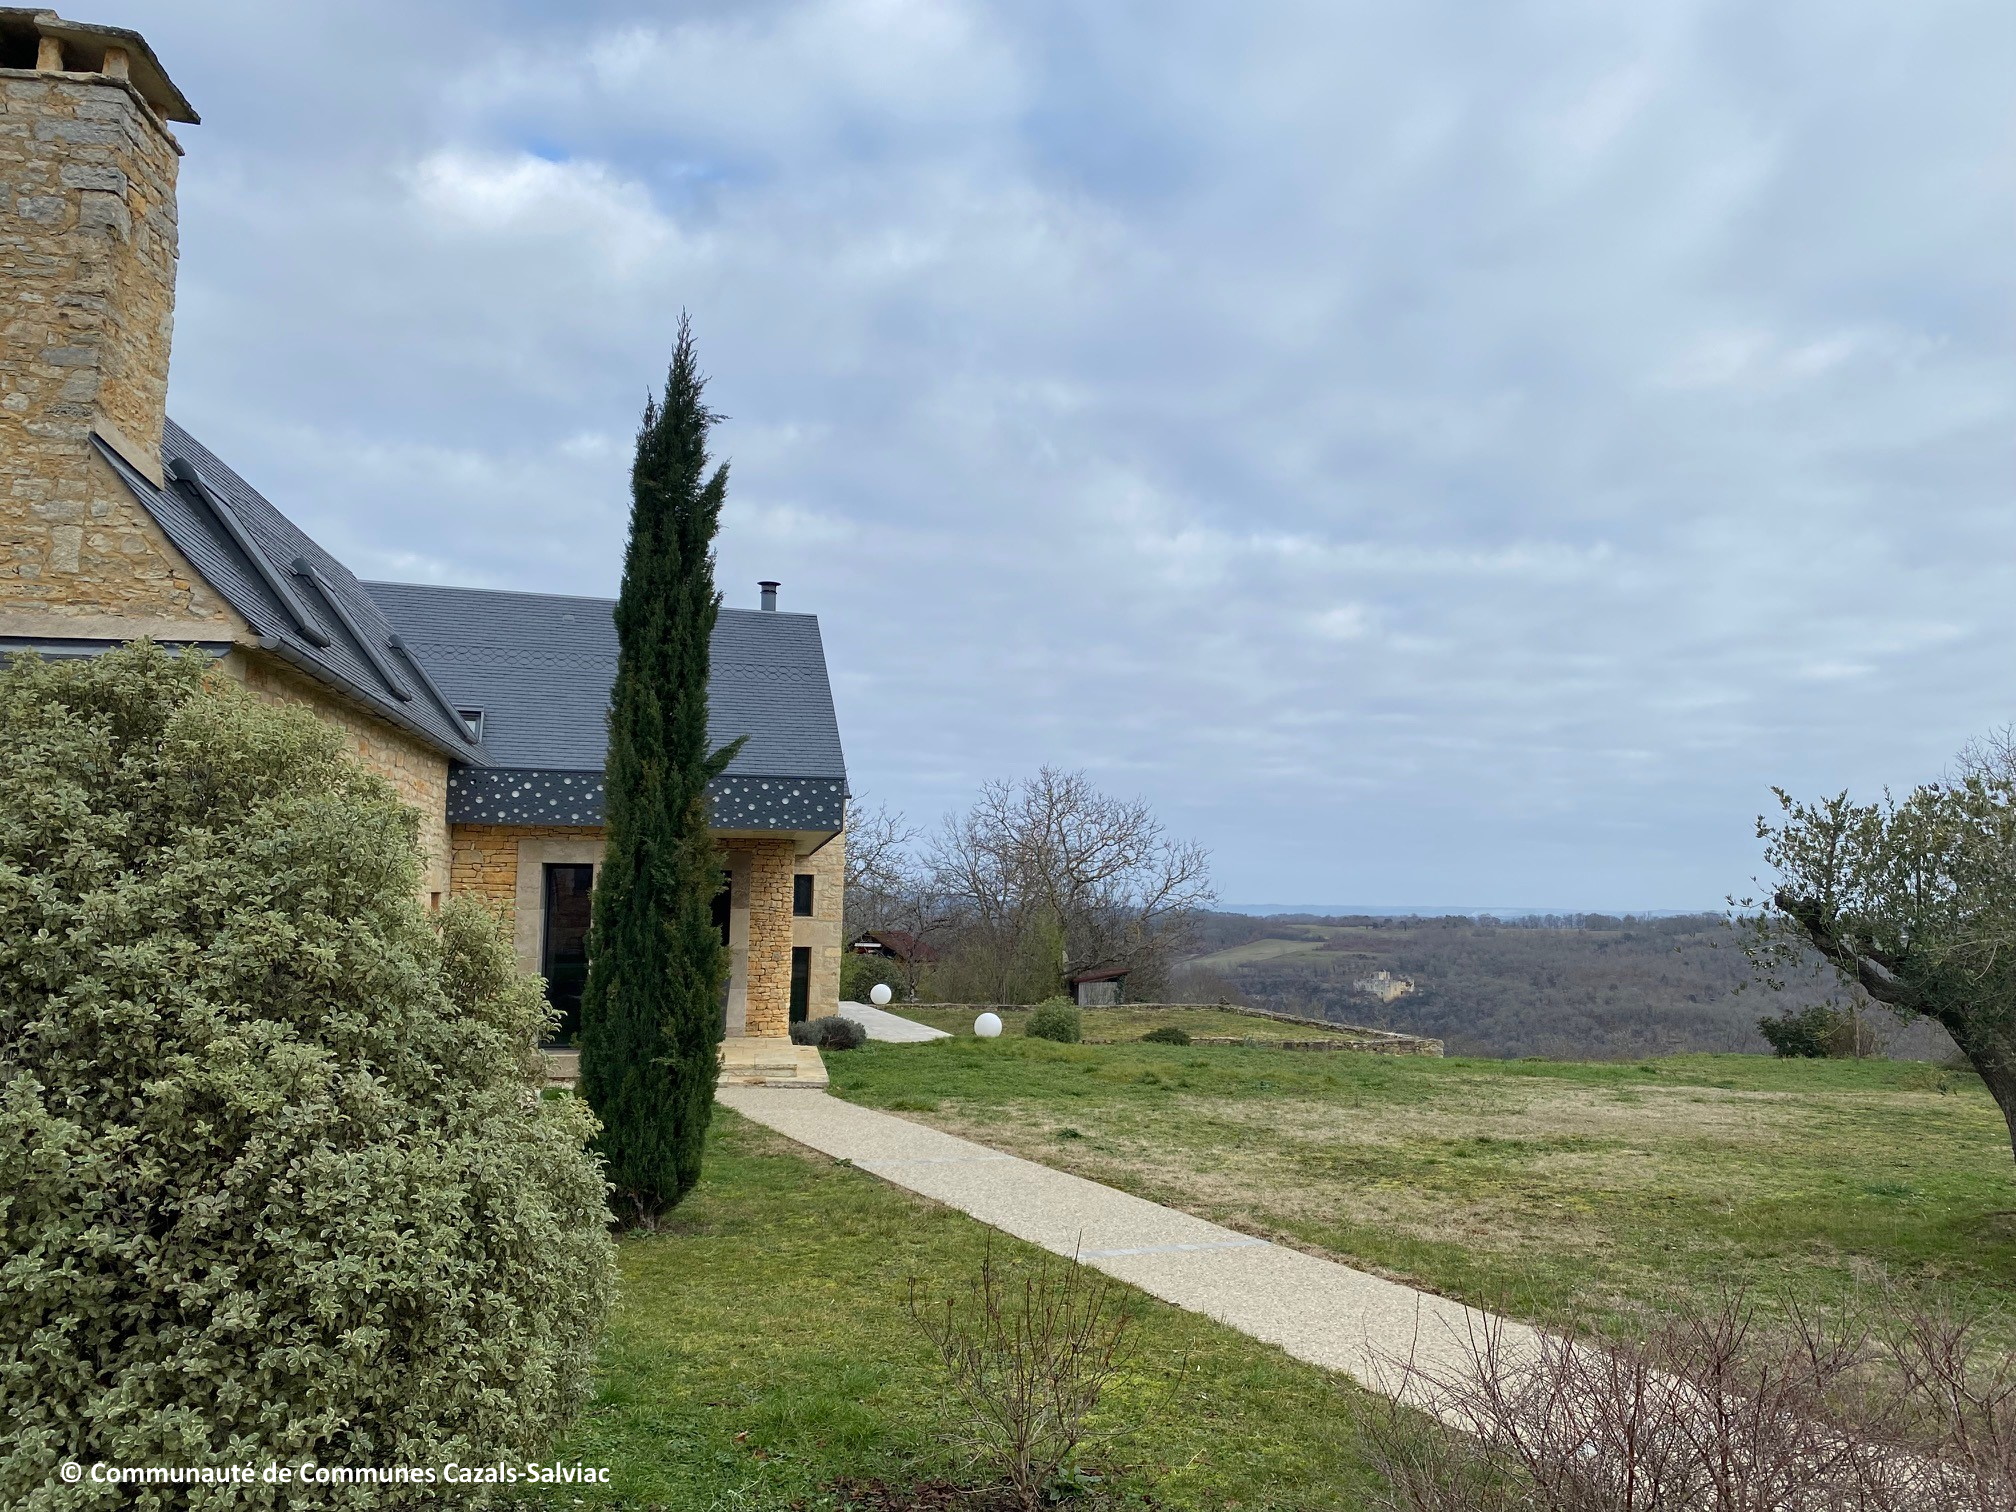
789;946;812;1025
793;873;814;917
712;869;732;947
541;863;595;1046
457;708;485;741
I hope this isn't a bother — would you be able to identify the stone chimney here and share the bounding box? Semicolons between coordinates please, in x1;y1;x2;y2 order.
0;10;227;634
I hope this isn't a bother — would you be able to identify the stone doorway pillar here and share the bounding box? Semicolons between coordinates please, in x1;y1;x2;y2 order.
741;838;796;1039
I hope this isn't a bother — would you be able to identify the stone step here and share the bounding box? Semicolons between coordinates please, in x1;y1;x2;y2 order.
540;1041;829;1091
717;1036;829;1090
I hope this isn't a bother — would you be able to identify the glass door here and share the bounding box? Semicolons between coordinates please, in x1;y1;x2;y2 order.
789;946;811;1025
541;863;595;1045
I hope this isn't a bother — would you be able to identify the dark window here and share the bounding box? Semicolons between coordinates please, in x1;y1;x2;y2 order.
457;708;485;741
541;863;595;1045
712;870;732;947
793;874;815;916
0;27;40;71
789;946;812;1024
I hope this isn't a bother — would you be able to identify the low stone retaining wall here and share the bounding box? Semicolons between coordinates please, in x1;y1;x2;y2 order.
1186;1035;1440;1056
911;1001;1444;1057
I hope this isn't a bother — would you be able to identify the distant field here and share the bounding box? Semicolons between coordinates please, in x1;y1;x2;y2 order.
1183;935;1332;969
828;1038;2016;1339
892;1002;1377;1043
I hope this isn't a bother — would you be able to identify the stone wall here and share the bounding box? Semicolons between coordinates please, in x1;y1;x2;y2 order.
742;837;795;1038
793;831;846;1024
1;65;231;632
226;651;454;897
448;822;599;934
457;825;825;1040
914;1001;1445;1056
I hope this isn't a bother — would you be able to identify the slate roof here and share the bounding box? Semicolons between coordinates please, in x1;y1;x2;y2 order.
365;584;848;831
361;583;846;782
96;421;489;762
83;420;846;834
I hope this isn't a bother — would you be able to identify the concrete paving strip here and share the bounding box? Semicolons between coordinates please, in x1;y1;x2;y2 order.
835;1000;953;1043
717;1085;1542;1397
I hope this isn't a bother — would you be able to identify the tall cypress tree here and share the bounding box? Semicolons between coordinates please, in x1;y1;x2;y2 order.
580;316;742;1224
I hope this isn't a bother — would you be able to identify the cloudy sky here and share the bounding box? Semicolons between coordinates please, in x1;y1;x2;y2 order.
120;0;2011;909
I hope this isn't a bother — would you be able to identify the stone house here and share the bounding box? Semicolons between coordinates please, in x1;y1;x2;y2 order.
1353;969;1415;1004
0;11;846;1075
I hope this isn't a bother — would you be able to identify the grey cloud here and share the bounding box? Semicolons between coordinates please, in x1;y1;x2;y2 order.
113;0;2015;907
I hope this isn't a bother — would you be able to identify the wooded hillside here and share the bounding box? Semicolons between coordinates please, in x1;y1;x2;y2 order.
1175;912;1956;1060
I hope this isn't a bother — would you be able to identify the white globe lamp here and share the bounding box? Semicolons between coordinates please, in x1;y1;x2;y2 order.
974;1011;1003;1039
868;982;893;1007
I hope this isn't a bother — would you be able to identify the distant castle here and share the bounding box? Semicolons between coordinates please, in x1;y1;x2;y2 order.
1354;969;1415;1003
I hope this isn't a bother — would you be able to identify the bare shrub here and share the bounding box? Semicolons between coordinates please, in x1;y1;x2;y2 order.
1865;1290;2016;1509
905;1242;1137;1510
1365;1286;2015;1512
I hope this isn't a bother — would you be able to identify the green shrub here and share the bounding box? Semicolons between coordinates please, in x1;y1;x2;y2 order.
790;1014;868;1051
0;644;616;1505
1026;999;1083;1044
1140;1024;1191;1046
1758;1004;1872;1058
841;950;893;1004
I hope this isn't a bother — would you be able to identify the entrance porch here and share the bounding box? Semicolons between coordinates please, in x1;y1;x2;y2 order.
455;821;845;1091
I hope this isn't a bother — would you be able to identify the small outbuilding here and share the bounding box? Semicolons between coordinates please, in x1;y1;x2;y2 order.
1067;967;1129;1006
848;930;939;965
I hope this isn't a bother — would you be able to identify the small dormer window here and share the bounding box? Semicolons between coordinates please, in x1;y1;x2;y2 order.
458;709;485;741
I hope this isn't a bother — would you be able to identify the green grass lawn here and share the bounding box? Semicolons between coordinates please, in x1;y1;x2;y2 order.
825;1040;2016;1334
892;1003;1385;1043
522;1109;1392;1510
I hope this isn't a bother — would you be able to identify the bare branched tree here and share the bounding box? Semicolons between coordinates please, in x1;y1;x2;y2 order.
843;795;923;924
929;768;1214;1002
840;795;942;999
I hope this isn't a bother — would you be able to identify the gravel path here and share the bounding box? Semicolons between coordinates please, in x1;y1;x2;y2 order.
716;1085;1540;1397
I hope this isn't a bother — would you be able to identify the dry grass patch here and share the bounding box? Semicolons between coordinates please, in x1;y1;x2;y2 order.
829;1041;2016;1336
1199;1079;1802;1151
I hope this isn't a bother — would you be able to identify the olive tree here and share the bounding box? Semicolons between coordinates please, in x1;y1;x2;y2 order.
1752;731;2016;1161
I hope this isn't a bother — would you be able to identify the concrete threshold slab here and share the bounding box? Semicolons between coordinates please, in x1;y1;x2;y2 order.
543;1043;831;1091
718;1038;828;1090
716;1085;1542;1396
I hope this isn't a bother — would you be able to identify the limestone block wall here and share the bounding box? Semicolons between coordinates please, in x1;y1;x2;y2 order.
450;824;835;1038
741;837;796;1038
792;831;846;1019
228;651;454;897
1;67;227;630
448;823;601;936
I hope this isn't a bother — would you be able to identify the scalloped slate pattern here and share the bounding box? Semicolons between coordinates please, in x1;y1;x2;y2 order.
449;770;846;831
